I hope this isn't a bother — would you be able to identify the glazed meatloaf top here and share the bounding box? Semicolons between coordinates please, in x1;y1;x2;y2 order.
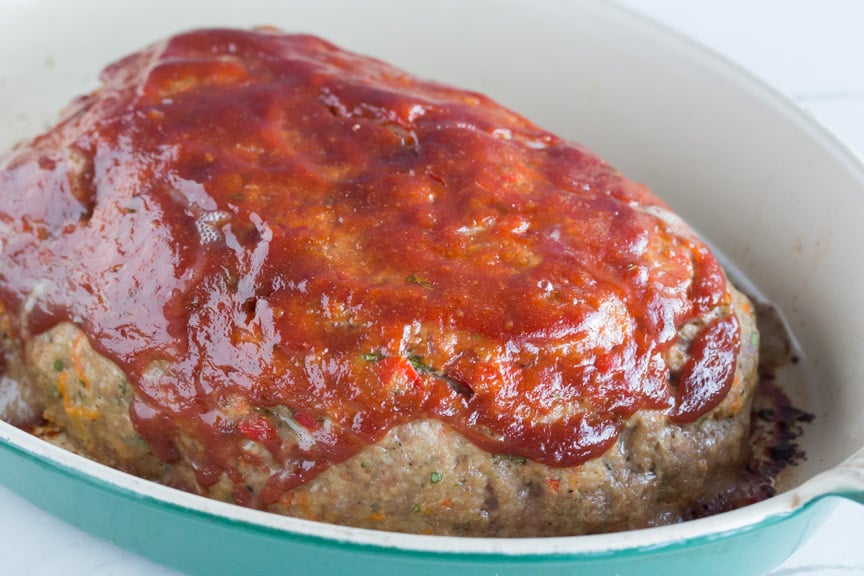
0;28;758;535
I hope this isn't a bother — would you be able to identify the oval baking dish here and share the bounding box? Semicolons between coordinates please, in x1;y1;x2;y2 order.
0;1;862;575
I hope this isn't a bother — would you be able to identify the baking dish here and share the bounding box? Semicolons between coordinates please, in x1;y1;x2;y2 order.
0;1;861;574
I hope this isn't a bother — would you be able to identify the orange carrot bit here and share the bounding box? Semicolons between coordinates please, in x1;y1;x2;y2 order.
278;491;295;509
57;371;98;421
439;498;453;509
72;332;90;390
296;492;315;520
68;405;100;421
546;477;561;492
57;371;70;409
277;490;315;520
366;512;387;522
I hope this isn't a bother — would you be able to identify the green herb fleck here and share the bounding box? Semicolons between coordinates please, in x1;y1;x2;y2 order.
430;471;443;484
363;352;384;363
128;435;148;448
492;454;527;465
406;354;474;398
119;379;129;396
407;354;433;374
52;359;64;372
406;274;434;290
360;460;372;469
412;503;421;513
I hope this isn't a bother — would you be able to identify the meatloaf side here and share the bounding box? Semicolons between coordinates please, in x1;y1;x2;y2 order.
14;285;756;536
0;28;759;536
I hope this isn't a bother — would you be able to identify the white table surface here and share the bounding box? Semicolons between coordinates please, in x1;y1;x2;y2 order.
2;1;863;574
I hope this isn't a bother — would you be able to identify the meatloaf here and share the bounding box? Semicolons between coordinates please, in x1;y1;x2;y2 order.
0;28;760;536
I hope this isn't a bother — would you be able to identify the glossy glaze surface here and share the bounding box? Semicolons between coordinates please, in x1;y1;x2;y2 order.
0;29;737;501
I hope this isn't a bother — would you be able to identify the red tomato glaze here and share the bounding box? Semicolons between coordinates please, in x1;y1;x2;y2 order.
0;29;738;500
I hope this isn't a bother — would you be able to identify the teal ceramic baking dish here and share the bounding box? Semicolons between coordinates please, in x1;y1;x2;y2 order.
1;1;862;574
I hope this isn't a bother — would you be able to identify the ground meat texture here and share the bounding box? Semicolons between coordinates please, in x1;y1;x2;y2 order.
0;28;759;536
11;286;757;535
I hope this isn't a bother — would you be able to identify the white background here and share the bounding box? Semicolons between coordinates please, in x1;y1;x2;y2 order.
1;1;863;574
